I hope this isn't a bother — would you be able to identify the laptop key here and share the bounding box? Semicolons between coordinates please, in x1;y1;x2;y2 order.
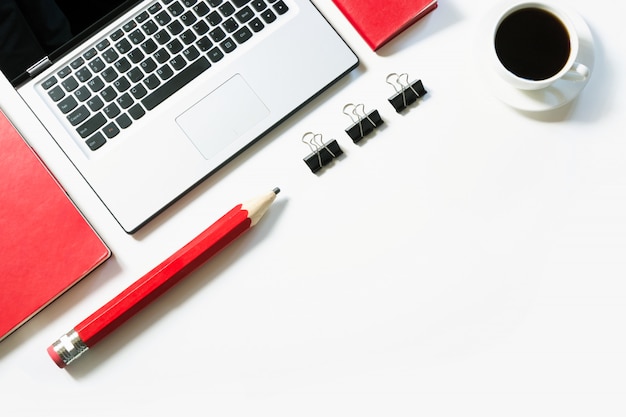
57;66;72;78
196;36;213;51
103;103;121;118
115;57;132;73
193;3;210;16
62;76;79;92
233;27;252;44
127;68;144;83
89;57;106;73
235;6;254;23
220;38;237;53
88;76;105;92
128;48;145;64
155;11;172;26
116;39;133;54
223;17;239;33
207;11;222;26
154;48;171;63
117;93;135;109
148;3;163;14
155;29;171;45
140;57;158;73
167;39;184;54
101;67;118;82
102;48;119;63
181;11;197;26
207;47;224;63
74;86;92;102
142;20;159;35
170;55;187;70
167;20;184;35
273;1;288;15
86;132;106;151
68;105;90;126
87;96;105;111
261;9;276;23
232;0;251;7
42;76;57;90
249;17;264;32
144;74;161;90
193;21;210;35
96;39;110;51
180;29;197;44
70;57;84;69
157;64;174;80
168;2;184;17
210;27;226;42
142;57;211;110
76;67;93;82
141;39;158;54
123;21;137;32
219;2;235;16
130;84;148;99
100;86;118;102
58;96;78;114
103;122;121;138
110;29;124;41
128;104;146;120
116;114;133;129
251;0;267;12
129;29;146;45
136;11;150;23
183;45;200;60
114;76;131;92
77;113;107;138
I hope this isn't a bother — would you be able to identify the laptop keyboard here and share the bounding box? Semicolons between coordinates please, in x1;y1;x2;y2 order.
40;0;290;151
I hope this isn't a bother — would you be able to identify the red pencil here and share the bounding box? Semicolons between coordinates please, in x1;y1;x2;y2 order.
47;188;280;368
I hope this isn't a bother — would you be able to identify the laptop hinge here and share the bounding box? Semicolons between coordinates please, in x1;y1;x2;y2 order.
26;57;52;79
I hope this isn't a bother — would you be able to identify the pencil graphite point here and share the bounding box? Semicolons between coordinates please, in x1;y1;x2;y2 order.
273;187;280;195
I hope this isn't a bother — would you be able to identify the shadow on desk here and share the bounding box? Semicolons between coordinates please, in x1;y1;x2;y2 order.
377;2;465;57
63;198;288;378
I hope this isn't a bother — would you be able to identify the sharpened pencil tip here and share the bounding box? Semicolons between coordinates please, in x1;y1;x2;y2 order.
273;187;280;195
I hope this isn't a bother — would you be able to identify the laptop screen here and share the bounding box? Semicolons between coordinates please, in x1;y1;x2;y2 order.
0;0;141;86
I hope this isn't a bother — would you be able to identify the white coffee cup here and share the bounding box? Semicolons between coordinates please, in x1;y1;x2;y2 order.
490;1;590;91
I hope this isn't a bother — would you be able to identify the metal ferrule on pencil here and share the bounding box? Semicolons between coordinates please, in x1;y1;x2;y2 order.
49;330;89;366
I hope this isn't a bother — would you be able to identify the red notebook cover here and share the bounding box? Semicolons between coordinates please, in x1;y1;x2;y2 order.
332;0;438;51
0;109;110;341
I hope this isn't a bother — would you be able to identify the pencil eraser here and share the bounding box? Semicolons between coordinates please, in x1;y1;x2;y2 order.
47;345;66;368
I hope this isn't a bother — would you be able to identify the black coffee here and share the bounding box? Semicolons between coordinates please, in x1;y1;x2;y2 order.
495;8;571;81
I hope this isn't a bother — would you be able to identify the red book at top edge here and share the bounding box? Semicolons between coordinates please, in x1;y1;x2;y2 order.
332;0;438;51
0;109;110;342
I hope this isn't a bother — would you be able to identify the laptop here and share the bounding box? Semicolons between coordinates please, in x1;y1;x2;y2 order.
1;0;358;233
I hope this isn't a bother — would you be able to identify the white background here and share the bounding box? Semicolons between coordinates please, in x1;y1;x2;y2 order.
1;0;626;415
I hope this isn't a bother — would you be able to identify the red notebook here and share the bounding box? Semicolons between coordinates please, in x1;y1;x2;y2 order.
332;0;438;51
0;109;110;342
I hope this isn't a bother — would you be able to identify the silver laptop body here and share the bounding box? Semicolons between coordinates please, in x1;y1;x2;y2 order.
14;0;358;232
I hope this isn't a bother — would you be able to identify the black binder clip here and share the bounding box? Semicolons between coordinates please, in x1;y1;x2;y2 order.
343;103;384;143
302;132;343;173
386;73;427;113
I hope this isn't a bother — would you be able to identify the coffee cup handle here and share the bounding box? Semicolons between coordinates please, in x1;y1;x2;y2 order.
562;62;590;82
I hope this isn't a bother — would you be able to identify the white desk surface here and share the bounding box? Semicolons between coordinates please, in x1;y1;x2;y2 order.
2;0;626;415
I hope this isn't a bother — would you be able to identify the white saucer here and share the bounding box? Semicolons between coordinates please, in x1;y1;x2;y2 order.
477;1;595;112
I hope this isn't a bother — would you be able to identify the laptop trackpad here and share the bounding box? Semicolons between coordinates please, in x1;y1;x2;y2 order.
176;74;270;160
